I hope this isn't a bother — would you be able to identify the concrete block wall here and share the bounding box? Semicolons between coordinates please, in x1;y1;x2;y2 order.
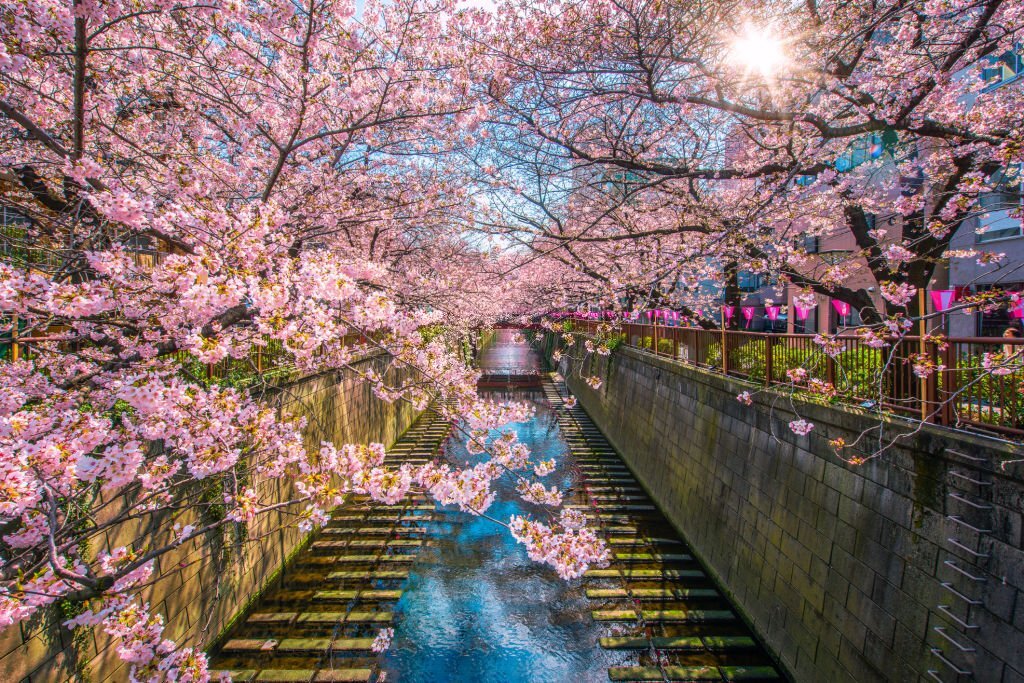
5;355;420;683
549;335;1024;683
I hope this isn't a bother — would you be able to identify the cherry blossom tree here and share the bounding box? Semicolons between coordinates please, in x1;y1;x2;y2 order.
473;0;1024;451
0;1;607;680
475;0;1023;318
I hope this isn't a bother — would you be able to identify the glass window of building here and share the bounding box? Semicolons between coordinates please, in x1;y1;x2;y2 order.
977;165;1022;242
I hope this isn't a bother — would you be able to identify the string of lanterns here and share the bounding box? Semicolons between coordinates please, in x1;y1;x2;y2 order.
550;288;978;327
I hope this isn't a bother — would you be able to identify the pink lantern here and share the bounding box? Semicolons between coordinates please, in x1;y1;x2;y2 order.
741;306;756;328
1013;299;1024;319
766;306;780;321
929;289;957;313
722;305;735;320
831;300;851;317
794;305;810;321
672;311;680;322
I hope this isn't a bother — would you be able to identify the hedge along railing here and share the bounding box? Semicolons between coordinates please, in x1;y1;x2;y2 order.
570;320;1024;440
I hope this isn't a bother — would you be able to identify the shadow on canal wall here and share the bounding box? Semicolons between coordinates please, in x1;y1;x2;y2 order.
545;333;1024;683
6;355;419;683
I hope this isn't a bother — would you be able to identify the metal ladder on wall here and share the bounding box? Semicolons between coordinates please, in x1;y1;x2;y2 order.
927;449;994;682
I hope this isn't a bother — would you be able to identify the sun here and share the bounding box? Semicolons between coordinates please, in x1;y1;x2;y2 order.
728;25;788;78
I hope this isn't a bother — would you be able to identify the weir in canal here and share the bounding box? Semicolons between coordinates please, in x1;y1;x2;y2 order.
207;330;783;682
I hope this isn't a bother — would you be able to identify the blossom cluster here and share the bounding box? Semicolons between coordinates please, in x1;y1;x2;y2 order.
508;515;610;580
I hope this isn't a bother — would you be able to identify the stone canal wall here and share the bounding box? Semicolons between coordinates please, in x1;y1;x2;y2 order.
546;334;1024;683
6;355;420;683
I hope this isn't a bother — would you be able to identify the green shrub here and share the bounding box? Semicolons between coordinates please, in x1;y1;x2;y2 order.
956;353;1024;427
638;336;674;354
700;340;886;399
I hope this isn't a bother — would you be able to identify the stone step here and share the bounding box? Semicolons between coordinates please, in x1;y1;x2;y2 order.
222;639;280;653
214;672;257;683
598;635;757;651
259;671;321;683
610;552;692;562
313;589;403;601
247;612;296;625
301;554;415;564
574;504;656;512
274;637;373;652
592;608;736;623
607;665;779;682
322;527;426;535
584;568;706;580
327;570;409;580
605;537;682;547
608;666;718;682
586;587;718;600
295;611;392;624
347;504;436;512
313;539;423;550
591;514;641;524
250;670;373;683
331;514;443;523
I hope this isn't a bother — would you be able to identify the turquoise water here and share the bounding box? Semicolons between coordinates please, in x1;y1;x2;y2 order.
379;337;628;681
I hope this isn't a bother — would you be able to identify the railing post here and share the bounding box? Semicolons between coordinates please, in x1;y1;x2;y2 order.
918;289;932;423
940;340;955;426
722;329;730;376
764;334;773;387
653;321;659;356
10;314;18;362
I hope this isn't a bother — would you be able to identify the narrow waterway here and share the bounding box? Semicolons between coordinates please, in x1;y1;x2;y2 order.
377;380;623;680
208;330;783;682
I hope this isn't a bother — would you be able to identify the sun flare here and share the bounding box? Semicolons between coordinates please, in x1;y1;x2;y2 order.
728;25;788;77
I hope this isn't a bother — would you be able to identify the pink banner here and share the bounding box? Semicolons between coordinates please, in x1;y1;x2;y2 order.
794;305;810;321
766;306;780;321
722;305;735;320
929;289;957;313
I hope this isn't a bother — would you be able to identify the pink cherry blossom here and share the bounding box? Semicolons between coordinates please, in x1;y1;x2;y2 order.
788;420;815;436
372;628;395;653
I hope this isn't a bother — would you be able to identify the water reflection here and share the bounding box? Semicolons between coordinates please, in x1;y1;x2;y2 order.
379;334;626;682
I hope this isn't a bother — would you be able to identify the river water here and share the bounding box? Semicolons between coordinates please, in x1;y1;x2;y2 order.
380;334;627;681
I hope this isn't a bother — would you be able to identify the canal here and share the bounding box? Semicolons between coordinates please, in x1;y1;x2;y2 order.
208;330;782;682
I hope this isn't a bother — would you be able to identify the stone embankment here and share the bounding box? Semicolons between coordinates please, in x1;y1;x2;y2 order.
547;333;1024;683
